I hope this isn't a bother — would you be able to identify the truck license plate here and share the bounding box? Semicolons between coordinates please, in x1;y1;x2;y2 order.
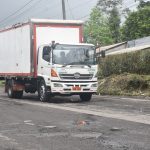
72;86;81;91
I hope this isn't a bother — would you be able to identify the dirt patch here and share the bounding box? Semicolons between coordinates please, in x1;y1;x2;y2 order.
98;73;150;97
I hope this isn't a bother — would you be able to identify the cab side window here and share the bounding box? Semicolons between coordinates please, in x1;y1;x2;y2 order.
43;46;51;62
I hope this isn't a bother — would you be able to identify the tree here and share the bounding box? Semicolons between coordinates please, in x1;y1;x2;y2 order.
84;7;113;46
121;6;150;41
97;0;122;14
97;0;122;43
108;7;121;43
138;0;150;8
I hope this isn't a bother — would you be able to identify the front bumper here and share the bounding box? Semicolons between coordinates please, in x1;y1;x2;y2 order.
51;81;98;94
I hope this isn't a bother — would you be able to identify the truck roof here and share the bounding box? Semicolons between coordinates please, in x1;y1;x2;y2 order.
41;43;95;47
30;18;84;25
0;18;84;32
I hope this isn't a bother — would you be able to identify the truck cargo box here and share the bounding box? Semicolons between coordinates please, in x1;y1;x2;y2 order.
0;19;83;78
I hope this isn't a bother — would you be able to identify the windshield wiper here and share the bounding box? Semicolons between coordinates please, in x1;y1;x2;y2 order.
61;62;77;67
62;62;91;68
78;61;91;68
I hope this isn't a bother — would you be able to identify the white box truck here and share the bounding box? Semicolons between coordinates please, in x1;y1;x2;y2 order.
0;19;97;102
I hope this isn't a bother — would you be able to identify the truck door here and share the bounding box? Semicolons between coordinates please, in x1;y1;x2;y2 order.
37;46;51;77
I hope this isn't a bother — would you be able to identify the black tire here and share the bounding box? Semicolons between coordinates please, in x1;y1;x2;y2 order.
80;93;92;102
38;80;49;102
7;82;15;98
15;91;23;99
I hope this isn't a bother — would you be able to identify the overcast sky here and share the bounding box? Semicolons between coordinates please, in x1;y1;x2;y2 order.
0;0;142;28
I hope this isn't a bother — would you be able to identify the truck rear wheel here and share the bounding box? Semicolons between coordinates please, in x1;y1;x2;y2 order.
7;83;15;98
15;91;23;99
80;93;92;102
7;80;23;99
38;80;49;102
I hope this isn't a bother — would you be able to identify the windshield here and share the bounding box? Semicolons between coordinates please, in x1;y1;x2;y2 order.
52;44;95;65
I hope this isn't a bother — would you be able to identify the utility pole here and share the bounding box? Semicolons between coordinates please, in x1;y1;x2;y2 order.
62;0;66;20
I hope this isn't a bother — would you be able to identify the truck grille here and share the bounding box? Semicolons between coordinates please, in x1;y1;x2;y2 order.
59;74;93;80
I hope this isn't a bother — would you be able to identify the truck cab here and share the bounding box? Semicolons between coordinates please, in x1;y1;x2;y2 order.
38;42;98;102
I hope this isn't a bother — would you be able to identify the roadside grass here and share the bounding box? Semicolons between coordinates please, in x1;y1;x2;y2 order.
0;80;5;87
98;73;150;96
98;49;150;77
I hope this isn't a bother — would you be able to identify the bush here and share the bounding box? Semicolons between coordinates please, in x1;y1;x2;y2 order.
127;76;149;90
98;49;150;78
0;80;5;87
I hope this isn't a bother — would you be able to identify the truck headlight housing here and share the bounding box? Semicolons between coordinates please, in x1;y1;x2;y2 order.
51;69;58;77
91;83;97;87
53;83;63;87
94;72;98;78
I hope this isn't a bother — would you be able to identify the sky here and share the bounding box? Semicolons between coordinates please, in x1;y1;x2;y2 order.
0;0;143;28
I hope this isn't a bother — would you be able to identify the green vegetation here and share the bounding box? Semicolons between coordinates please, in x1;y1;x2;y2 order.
97;0;122;43
0;80;4;87
84;0;123;45
97;0;122;14
98;49;150;78
108;6;121;43
98;49;150;96
84;0;150;96
84;7;113;46
84;0;150;44
98;73;150;96
121;6;150;41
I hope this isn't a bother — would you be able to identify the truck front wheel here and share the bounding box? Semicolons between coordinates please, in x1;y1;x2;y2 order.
38;80;49;102
80;93;92;102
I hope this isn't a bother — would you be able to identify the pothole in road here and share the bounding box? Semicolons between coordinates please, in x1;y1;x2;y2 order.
110;127;123;132
37;125;60;133
71;132;102;139
33;132;103;139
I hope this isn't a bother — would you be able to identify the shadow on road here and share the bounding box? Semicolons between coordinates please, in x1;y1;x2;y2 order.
21;94;81;104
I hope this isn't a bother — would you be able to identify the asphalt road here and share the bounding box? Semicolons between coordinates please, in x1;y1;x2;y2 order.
0;87;150;150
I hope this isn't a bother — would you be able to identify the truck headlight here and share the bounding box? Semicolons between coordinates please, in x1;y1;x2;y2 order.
51;69;58;77
53;83;63;87
91;83;97;87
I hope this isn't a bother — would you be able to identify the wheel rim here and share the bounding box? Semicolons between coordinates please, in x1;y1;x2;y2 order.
8;87;12;96
40;84;45;101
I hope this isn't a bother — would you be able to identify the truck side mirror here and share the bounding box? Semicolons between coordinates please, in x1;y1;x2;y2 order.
101;50;105;58
95;57;98;64
51;41;56;49
43;46;51;62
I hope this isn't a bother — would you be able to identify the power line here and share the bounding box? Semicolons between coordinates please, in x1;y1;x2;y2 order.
78;14;90;20
0;0;45;27
50;0;94;19
123;0;137;5
78;0;140;20
29;2;59;18
124;2;138;9
71;0;93;11
0;0;35;24
74;0;150;20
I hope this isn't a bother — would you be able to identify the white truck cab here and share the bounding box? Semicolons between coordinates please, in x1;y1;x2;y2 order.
38;42;98;101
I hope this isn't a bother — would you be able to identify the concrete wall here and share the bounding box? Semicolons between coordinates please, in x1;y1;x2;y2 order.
105;43;127;54
127;36;150;48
